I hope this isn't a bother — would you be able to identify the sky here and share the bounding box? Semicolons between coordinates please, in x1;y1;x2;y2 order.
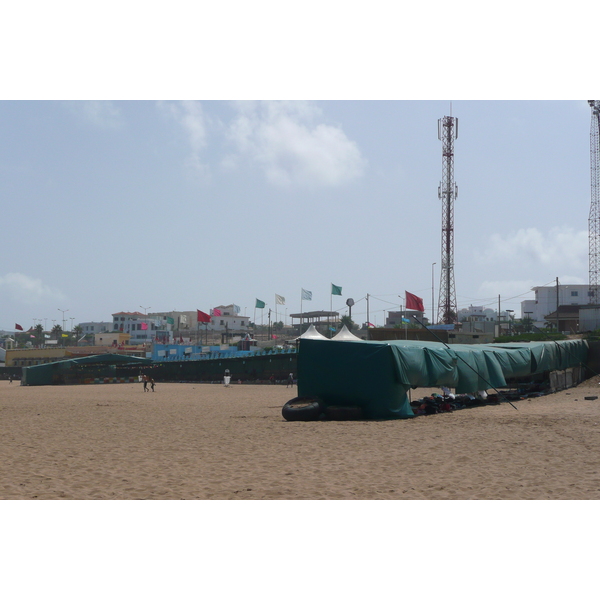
0;3;595;333
0;99;593;330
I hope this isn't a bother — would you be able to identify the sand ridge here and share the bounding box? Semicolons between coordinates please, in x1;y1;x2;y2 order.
2;378;600;500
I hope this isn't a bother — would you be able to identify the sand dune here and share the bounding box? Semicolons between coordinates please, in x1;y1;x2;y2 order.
2;377;600;500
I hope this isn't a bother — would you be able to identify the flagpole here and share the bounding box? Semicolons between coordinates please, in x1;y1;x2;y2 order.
300;289;303;332
330;287;333;338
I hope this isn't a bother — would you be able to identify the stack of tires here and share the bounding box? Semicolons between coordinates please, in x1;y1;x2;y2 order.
282;397;363;421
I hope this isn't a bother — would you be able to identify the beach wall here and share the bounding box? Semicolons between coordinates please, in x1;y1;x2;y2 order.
148;352;298;383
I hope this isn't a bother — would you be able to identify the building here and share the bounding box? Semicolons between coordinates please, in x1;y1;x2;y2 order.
112;311;161;345
521;284;596;328
209;305;250;333
458;305;512;336
94;332;131;347
78;321;112;338
385;310;424;328
110;306;250;345
543;306;581;334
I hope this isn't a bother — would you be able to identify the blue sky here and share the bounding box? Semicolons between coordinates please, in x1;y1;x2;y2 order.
0;99;593;330
0;3;595;332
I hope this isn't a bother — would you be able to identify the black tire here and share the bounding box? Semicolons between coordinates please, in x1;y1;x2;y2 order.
324;405;363;421
282;397;324;421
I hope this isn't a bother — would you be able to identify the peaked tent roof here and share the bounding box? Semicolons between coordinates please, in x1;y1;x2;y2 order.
297;324;329;340
332;325;362;341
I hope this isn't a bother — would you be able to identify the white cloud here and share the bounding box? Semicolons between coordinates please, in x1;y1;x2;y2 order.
0;273;65;304
476;227;588;271
225;101;367;187
160;101;210;178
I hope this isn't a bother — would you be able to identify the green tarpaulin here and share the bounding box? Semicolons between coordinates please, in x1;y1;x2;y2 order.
297;338;588;419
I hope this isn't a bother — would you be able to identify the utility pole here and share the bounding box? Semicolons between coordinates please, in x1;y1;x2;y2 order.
431;262;436;325
498;295;501;336
556;277;560;333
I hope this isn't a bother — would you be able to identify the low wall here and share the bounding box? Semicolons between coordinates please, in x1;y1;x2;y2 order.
147;352;298;383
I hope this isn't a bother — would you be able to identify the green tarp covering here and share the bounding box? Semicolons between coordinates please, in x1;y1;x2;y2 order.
22;354;152;386
297;338;588;419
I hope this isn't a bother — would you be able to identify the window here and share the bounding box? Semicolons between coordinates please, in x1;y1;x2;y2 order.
571;291;578;297
220;320;224;326
589;290;595;297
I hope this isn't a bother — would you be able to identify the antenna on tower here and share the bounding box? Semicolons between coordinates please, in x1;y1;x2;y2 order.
437;113;458;324
588;100;600;303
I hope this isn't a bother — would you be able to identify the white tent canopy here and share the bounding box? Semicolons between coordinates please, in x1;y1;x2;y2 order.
332;325;361;341
296;324;329;340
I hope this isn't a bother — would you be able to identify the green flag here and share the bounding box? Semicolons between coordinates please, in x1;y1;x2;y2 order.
166;316;174;325
255;299;265;309
331;283;342;296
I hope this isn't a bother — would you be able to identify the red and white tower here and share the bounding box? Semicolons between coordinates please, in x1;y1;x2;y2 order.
588;100;600;302
437;114;458;324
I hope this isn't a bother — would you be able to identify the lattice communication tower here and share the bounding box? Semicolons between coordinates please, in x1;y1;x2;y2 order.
589;100;600;302
437;115;458;324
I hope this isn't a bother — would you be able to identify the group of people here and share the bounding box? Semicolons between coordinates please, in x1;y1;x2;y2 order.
141;374;155;392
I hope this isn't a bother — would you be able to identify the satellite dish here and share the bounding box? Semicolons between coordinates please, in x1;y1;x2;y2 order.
346;298;354;307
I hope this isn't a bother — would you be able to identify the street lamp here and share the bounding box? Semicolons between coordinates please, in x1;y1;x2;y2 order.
58;308;69;331
431;262;436;325
506;309;514;336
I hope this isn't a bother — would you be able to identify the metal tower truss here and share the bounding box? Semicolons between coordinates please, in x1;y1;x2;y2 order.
437;115;458;324
589;100;600;302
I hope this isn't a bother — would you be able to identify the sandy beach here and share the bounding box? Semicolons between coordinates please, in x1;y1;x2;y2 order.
2;377;600;500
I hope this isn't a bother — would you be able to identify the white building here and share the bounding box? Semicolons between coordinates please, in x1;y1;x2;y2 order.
457;305;512;335
521;284;595;327
457;305;497;322
209;304;250;333
78;321;112;336
112;311;161;344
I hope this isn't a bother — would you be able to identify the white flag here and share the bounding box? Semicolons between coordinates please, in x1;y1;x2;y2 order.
301;288;312;301
180;314;187;323
275;294;285;305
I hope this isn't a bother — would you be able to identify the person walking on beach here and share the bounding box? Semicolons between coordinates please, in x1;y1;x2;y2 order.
287;372;294;388
143;374;148;392
150;377;155;392
8;375;13;384
224;369;231;387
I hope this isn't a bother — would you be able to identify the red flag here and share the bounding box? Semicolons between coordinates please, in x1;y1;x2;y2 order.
15;323;23;331
197;310;211;323
405;291;425;312
141;322;148;330
212;308;222;316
